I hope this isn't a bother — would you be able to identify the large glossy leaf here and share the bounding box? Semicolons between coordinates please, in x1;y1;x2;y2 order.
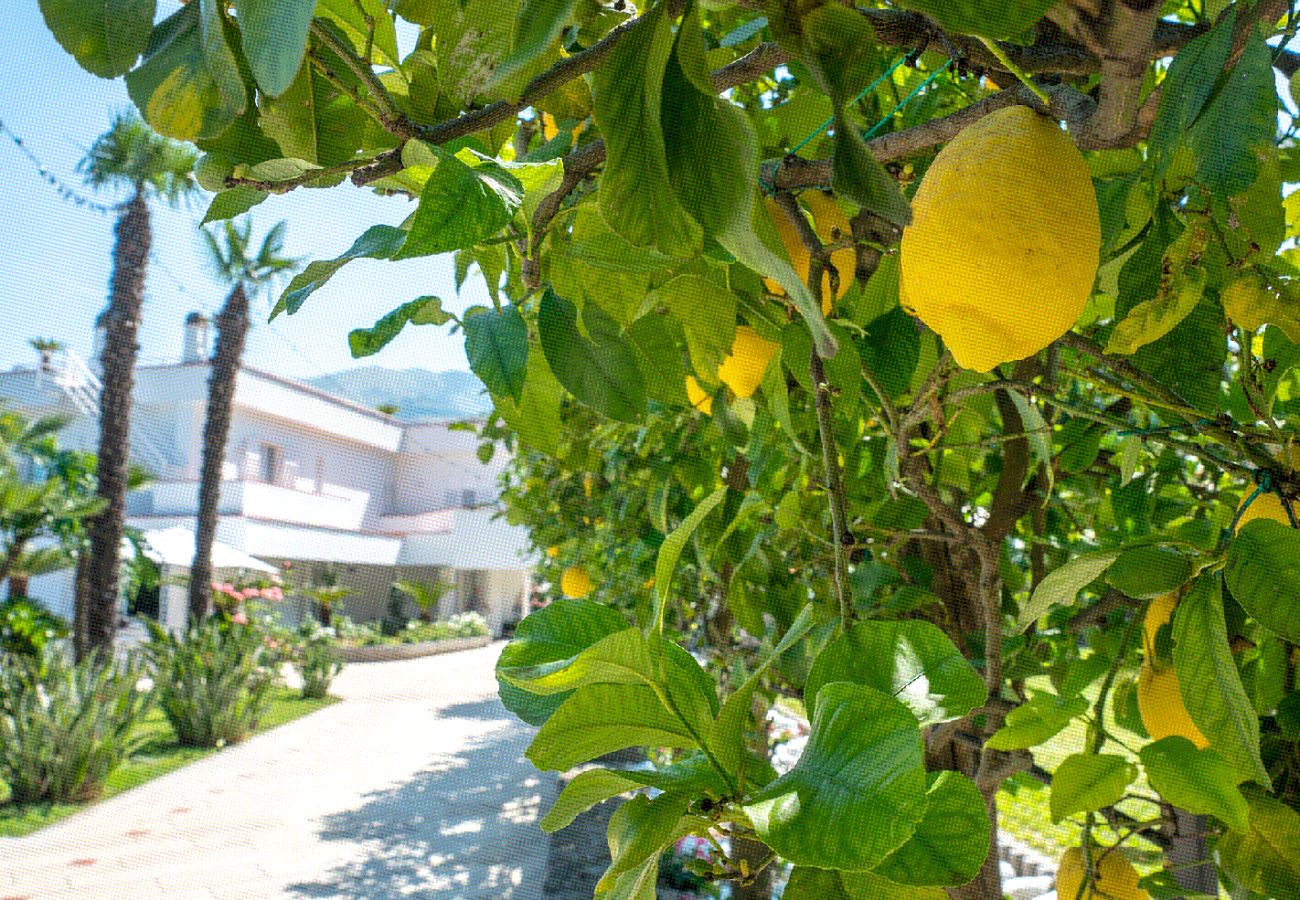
597;793;697;899
538;290;647;423
647;275;736;380
1139;737;1250;832
492;349;563;456
872;771;990;887
985;692;1089;751
1049;753;1136;823
348;297;451;358
832;120;911;228
1218;786;1300;897
395;150;523;259
1173;576;1271;787
270;224;408;318
200;187;267;225
744;682;927;870
710;604;819;777
541;756;727;833
125;3;244;141
1226;519;1300;643
40;0;156;78
892;0;1057;40
652;487;726;633
784;868;945;900
315;0;403;73
805;620;986;727
491;0;578;91
1105;545;1194;600
527;682;701;770
1016;550;1120;632
463;306;528;403
1187;32;1276;197
593;5;702;258
260;63;366;167
625;313;690;406
495;599;630;727
233;0;313;97
1105;226;1207;356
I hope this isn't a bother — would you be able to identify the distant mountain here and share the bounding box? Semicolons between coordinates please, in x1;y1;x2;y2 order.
307;367;492;421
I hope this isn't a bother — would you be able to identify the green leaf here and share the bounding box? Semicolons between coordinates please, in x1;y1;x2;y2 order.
832;121;912;228
873;771;990;886
1222;273;1300;346
986;692;1090;751
805;620;987;727
542;768;642;833
270;224;407;318
1131;300;1226;414
1218;786;1300;897
314;0;403;73
233;0;313;97
798;4;880;108
653;487;727;633
259;62;366;167
1227;519;1300;643
395;151;523;259
1173;575;1271;787
495;599;630;727
710;604;819;777
891;0;1057;40
1105;225;1207;356
1139;737;1250;832
526;682;701;770
1148;6;1235;185
1049;753;1136;823
200;187;267;224
538;290;647;422
125;3;245;141
858;307;920;398
491;0;578;91
493;348;564;455
40;0;156;78
348;297;451;358
463;306;528;403
648;275;737;380
1106;545;1194;600
784;868;946;900
598;793;695;898
744;682;927;870
1188;31;1276;197
1016;550;1120;633
625;313;689;406
593;5;702;258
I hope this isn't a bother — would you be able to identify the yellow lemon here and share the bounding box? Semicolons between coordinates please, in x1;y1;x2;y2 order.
900;105;1100;372
1137;662;1209;749
540;112;586;143
1057;846;1149;900
545;545;559;558
1142;591;1179;660
1235;490;1293;532
685;375;713;415
762;194;853;315
560;566;594;599
717;326;778;399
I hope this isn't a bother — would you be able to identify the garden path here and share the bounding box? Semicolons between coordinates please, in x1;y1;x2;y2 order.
0;641;548;900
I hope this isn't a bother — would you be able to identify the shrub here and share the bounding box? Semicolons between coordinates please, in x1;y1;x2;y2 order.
293;622;343;699
142;618;277;748
0;646;152;803
0;598;69;659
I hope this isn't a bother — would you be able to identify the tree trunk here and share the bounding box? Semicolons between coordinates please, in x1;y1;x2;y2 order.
189;283;250;624
83;192;150;658
73;551;91;660
7;573;30;599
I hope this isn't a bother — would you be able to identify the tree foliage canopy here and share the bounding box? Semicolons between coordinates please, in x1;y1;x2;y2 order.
44;0;1300;896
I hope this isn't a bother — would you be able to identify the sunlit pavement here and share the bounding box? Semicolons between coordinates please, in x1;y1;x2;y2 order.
0;642;548;900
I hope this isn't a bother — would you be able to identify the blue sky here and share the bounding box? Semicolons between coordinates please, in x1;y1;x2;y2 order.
0;2;486;380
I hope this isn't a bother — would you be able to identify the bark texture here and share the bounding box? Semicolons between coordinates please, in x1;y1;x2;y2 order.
189;283;250;623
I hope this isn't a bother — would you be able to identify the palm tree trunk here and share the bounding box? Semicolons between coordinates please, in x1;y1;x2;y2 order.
189;283;249;623
82;192;150;659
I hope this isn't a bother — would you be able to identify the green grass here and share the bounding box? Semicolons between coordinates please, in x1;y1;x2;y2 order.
996;669;1166;874
0;685;337;838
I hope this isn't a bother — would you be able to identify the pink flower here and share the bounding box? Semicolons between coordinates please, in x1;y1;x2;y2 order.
231;610;249;625
262;587;284;602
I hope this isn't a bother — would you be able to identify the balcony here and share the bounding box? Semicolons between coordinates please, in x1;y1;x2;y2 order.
127;479;372;531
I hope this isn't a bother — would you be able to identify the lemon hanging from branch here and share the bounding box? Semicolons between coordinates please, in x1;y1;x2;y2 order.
762;193;856;316
900;105;1100;372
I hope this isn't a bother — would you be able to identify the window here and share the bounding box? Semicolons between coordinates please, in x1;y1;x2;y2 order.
461;488;476;508
260;443;282;485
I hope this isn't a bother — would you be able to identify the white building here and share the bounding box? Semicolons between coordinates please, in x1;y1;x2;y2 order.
0;314;534;637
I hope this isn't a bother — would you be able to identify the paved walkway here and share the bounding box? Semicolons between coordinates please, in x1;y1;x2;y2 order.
0;643;549;900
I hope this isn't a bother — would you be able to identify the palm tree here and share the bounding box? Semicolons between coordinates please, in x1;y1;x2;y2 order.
77;112;197;659
188;218;297;623
393;577;452;622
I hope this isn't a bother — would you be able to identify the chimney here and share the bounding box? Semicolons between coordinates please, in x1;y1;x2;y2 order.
183;311;211;363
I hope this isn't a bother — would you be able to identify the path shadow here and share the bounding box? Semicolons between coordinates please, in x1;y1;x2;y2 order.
286;696;553;900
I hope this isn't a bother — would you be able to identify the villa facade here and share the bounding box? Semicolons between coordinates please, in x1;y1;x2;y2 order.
0;314;533;636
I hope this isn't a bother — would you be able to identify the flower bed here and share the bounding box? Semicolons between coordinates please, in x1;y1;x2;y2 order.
334;612;493;662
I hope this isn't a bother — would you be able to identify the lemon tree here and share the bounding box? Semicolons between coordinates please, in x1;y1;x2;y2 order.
47;1;1300;897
